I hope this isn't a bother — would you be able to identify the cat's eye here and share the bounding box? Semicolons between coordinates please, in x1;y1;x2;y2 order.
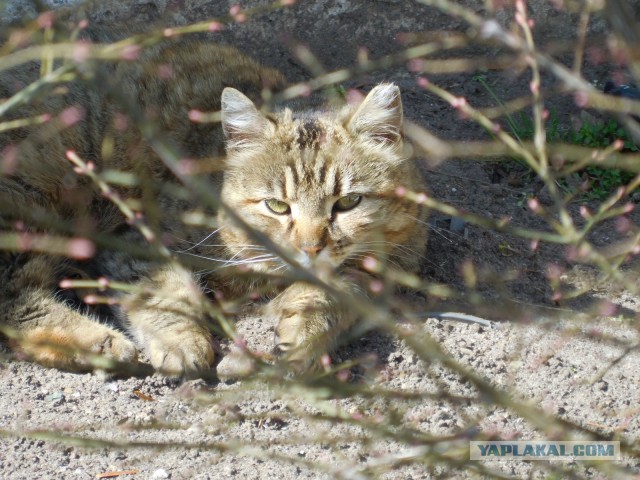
334;194;362;212
265;198;291;215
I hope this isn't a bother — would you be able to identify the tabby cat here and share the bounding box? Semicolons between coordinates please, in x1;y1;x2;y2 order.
0;33;427;375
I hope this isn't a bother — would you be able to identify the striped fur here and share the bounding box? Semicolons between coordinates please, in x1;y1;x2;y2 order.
0;37;427;374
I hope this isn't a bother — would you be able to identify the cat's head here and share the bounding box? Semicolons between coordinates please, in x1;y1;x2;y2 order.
217;84;427;275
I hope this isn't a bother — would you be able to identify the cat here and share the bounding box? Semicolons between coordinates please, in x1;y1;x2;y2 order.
0;31;428;375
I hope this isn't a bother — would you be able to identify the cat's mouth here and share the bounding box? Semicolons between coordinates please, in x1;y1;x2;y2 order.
294;248;338;272
229;245;341;276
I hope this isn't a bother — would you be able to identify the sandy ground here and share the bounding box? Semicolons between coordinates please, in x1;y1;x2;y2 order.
2;0;640;478
1;310;639;479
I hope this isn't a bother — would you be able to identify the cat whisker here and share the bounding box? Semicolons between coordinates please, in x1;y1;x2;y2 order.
402;213;463;244
177;251;276;268
176;227;224;253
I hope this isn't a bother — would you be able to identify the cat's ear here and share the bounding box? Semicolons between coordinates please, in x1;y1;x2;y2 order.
221;87;271;150
347;84;403;144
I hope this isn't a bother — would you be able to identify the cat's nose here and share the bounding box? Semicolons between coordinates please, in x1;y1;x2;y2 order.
300;243;323;256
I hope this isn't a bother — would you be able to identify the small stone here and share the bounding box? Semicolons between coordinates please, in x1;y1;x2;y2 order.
216;344;256;381
150;468;170;479
100;382;119;394
45;392;65;405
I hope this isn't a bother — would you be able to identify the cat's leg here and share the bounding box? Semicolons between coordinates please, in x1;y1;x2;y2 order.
1;255;137;370
120;263;215;376
267;279;363;370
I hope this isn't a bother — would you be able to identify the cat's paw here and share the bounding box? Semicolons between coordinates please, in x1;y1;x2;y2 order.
273;313;325;372
148;328;214;377
85;329;138;365
21;325;138;371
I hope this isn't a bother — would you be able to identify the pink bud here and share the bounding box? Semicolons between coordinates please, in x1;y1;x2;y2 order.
1;145;17;175
346;88;364;105
113;113;128;131
121;45;141;61
67;238;95;259
72;42;91;63
83;295;97;305
234;336;247;349
407;59;424;72
17;233;32;251
369;279;384;293
59;106;85;127
320;354;331;368
177;159;196;175
208;22;223;32
37;11;54;29
574;91;589;107
157;64;174;80
530;80;539;94
395;186;406;197
615;216;631;234
362;256;378;271
451;97;467;108
579;205;590;218
417;76;429;88
546;264;562;280
188;110;203;122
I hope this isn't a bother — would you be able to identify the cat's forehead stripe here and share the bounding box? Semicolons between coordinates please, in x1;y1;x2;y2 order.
285;164;297;200
296;119;324;151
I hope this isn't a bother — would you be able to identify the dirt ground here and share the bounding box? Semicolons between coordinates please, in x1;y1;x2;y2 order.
1;1;640;479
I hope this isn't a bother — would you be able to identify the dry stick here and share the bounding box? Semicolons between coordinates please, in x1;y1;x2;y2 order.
66;151;166;253
0;114;51;133
0;63;75;118
410;4;640;293
0;0;295;73
406;123;640;172
572;5;590;75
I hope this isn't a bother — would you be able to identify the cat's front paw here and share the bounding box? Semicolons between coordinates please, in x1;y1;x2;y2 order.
148;328;214;377
21;324;138;371
86;329;138;366
273;312;327;372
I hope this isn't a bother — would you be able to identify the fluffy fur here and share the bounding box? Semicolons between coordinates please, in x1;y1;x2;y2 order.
0;35;427;375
